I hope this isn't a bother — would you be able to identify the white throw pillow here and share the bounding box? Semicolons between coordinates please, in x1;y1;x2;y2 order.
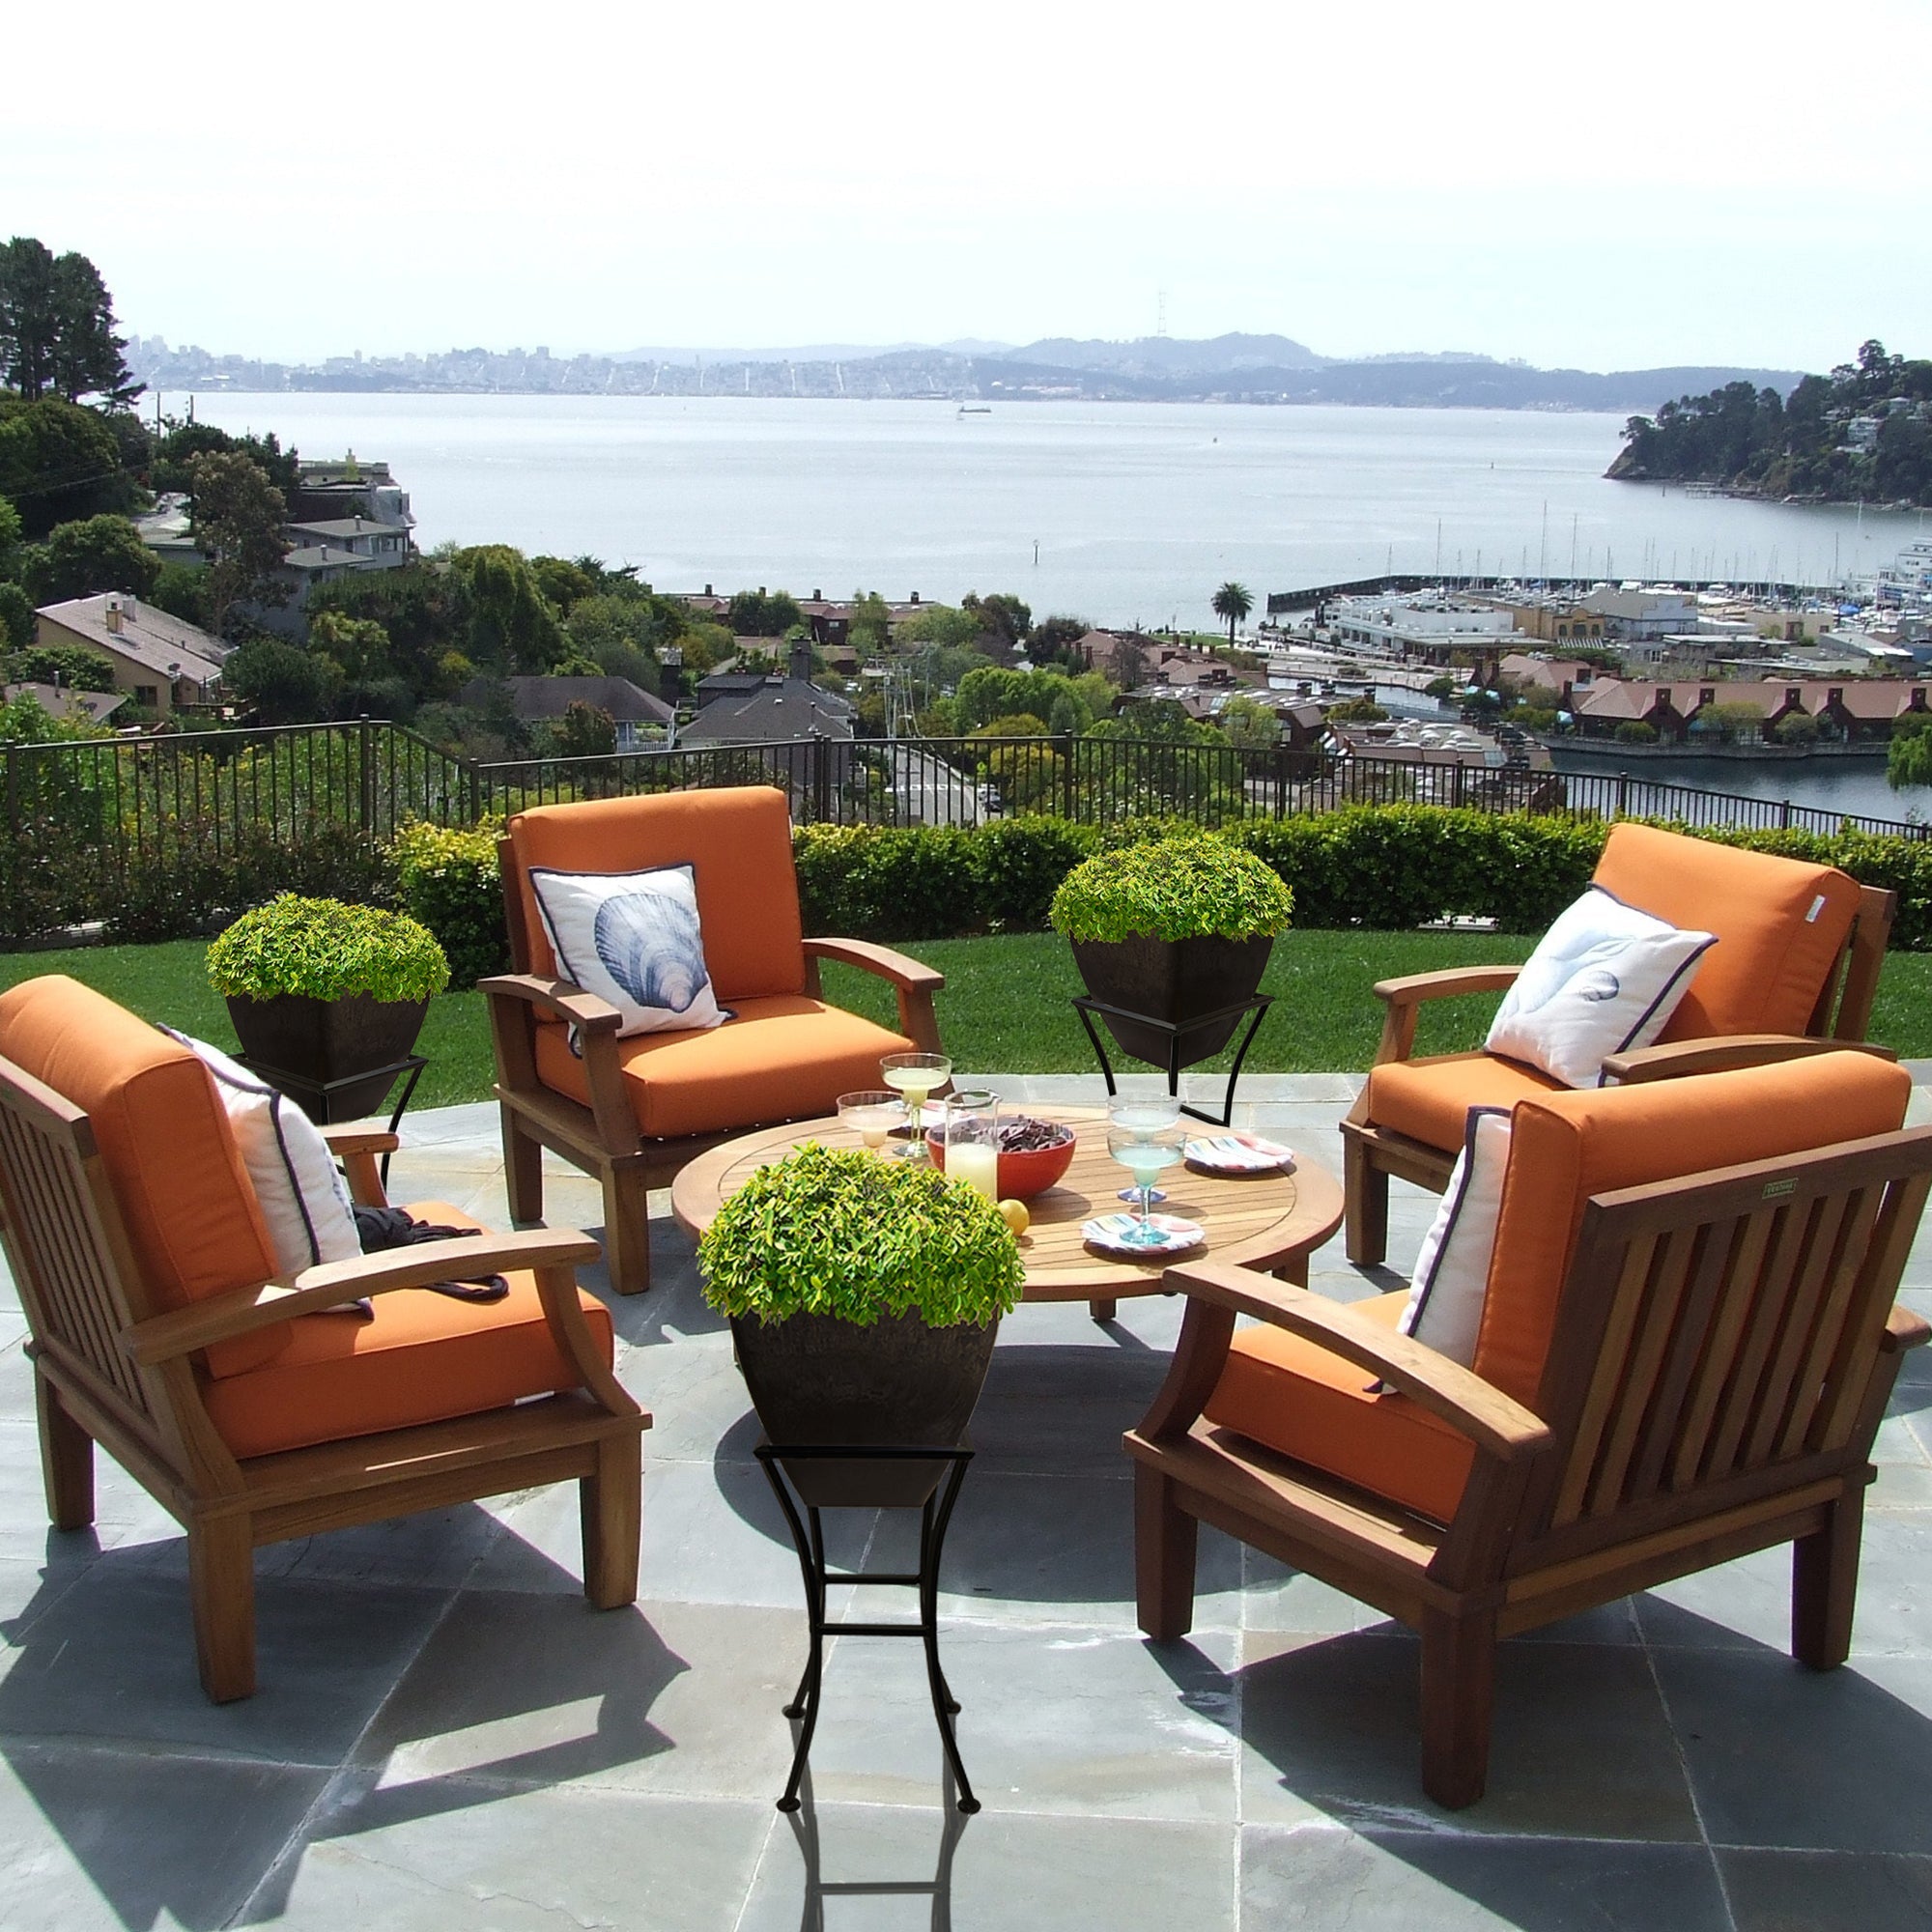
1485;885;1715;1089
529;864;726;1037
161;1029;362;1276
1397;1106;1511;1369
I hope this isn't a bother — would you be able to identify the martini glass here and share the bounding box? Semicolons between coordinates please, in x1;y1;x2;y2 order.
880;1051;952;1158
1106;1097;1184;1247
1106;1093;1182;1203
838;1090;904;1152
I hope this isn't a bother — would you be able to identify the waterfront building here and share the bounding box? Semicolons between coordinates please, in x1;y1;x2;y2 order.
1324;595;1518;666
1570;677;1931;745
1577;587;1700;641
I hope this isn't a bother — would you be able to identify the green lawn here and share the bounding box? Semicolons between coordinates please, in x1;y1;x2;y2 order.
7;930;1929;1108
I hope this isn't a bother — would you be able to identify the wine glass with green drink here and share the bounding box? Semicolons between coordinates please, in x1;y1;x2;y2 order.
879;1051;952;1157
1106;1094;1184;1246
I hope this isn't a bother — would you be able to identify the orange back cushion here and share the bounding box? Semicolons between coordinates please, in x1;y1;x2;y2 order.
508;786;805;1002
1591;822;1860;1039
0;976;285;1372
1472;1051;1910;1408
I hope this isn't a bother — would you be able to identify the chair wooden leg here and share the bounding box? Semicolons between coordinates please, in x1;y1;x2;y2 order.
1344;1136;1390;1268
1419;1606;1496;1809
502;1106;545;1226
1793;1494;1864;1671
188;1514;257;1703
580;1435;641;1610
1135;1463;1199;1642
1089;1298;1117;1323
601;1163;653;1296
36;1374;95;1532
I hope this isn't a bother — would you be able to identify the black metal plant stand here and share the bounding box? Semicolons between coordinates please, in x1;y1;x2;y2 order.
754;1443;980;1815
235;1052;428;1186
1071;993;1274;1127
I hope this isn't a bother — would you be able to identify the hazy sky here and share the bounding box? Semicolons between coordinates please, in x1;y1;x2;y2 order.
11;0;1928;374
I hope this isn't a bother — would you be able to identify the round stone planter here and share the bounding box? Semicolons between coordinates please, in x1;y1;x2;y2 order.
731;1307;1000;1507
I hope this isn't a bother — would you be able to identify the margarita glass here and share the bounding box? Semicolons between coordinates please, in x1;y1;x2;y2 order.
1106;1094;1184;1244
837;1090;904;1152
880;1051;952;1157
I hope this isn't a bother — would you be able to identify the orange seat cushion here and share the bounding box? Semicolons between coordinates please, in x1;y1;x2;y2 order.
1203;1290;1475;1523
508;787;806;1002
1364;1051;1564;1155
0;976;286;1376
535;994;914;1140
1592;822;1861;1040
1473;1052;1912;1409
201;1201;616;1459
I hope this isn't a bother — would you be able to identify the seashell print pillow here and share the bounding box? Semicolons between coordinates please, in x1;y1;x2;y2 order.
529;864;727;1037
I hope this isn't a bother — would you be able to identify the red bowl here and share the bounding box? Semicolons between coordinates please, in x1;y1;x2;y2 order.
926;1122;1077;1200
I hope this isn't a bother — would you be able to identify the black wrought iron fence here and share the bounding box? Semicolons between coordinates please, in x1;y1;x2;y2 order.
0;721;1918;943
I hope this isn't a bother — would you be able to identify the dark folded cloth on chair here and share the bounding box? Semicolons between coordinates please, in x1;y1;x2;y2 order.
327;1207;513;1317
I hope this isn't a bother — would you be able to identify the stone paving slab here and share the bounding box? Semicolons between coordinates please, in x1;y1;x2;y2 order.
0;1071;1927;1929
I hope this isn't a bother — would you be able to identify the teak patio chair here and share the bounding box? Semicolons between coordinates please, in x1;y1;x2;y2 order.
484;785;944;1295
0;975;647;1703
1127;1052;1931;1808
1341;821;1895;1265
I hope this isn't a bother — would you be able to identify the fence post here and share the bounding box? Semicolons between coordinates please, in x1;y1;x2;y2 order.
1452;763;1466;810
3;745;15;943
357;717;376;837
1616;770;1629;818
1059;732;1076;820
811;734;830;823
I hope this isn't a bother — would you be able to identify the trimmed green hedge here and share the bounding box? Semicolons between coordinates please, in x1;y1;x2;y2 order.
374;807;1932;967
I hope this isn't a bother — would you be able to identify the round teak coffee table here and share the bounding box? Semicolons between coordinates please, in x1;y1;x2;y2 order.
671;1105;1344;1322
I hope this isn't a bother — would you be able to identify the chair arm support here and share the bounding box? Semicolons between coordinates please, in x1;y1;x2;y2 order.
124;1228;605;1365
1371;964;1521;1065
320;1124;397;1209
1160;1259;1550;1463
1601;1036;1898;1085
480;974;639;1154
320;1126;400;1155
478;974;624;1034
1884;1301;1932;1353
802;937;946;1055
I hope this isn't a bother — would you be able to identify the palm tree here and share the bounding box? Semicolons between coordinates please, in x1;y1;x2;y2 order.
1211;581;1254;646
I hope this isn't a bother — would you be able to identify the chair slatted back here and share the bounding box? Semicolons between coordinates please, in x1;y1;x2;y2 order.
0;1058;161;1434
1511;1127;1932;1572
1810;884;1894;1043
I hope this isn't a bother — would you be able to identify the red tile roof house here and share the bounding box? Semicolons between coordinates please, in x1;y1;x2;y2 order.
1571;677;1931;744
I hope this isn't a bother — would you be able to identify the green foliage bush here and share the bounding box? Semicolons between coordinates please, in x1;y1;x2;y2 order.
697;1142;1022;1328
388;819;508;987
1050;835;1295;943
207;895;450;1003
106;829;391;946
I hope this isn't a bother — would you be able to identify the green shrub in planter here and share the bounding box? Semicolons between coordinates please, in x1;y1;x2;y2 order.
208;895;450;1003
388;818;507;988
698;1142;1022;1328
1049;833;1294;943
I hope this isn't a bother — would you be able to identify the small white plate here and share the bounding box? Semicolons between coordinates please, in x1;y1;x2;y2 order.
1183;1132;1294;1175
1081;1212;1206;1258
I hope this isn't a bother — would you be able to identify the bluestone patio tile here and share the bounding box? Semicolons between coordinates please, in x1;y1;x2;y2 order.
1240;1822;1732;1931
1237;1631;1701;1840
1655;1648;1932;1854
735;1802;1237;1932
1719;1846;1932;1931
265;1779;773;1932
0;1741;329;1932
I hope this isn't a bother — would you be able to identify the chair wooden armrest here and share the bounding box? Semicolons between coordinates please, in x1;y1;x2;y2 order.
1158;1259;1549;1462
480;974;638;1154
320;1123;400;1208
478;974;624;1034
801;937;945;1054
1884;1302;1932;1353
124;1227;605;1366
1601;1036;1899;1085
1372;965;1521;1065
320;1126;400;1155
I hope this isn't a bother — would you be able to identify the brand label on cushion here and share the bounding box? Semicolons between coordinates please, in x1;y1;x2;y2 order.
1485;885;1715;1089
530;864;727;1037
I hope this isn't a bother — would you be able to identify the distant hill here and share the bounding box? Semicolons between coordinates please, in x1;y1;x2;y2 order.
1014;331;1324;375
